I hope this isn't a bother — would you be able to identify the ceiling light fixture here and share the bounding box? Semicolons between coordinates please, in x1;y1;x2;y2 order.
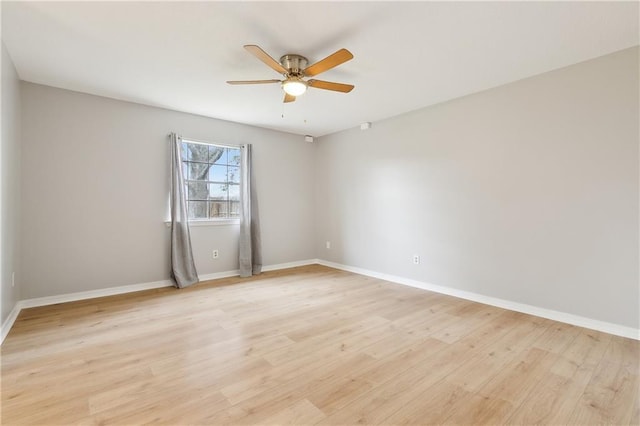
282;78;307;97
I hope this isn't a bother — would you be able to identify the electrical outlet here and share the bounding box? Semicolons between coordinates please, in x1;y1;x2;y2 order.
212;250;219;259
326;241;331;249
413;255;420;265
12;272;15;287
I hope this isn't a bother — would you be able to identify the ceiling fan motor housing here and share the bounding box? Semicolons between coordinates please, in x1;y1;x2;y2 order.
280;54;308;76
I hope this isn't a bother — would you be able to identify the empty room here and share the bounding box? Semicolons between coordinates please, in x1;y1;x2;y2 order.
1;1;638;425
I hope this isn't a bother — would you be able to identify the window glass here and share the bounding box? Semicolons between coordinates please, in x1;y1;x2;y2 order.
182;141;241;220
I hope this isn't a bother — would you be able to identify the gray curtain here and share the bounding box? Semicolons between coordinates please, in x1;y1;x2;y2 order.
239;144;262;277
170;133;199;288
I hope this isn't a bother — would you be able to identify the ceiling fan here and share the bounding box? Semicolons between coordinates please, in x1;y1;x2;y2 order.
227;45;354;103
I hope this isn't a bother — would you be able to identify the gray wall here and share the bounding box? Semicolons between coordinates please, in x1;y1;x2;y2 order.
316;47;639;329
1;43;22;324
20;83;316;298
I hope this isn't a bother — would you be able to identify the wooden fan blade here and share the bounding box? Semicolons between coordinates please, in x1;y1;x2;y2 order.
227;79;281;85
244;45;287;74
284;93;296;103
307;79;354;93
303;49;353;77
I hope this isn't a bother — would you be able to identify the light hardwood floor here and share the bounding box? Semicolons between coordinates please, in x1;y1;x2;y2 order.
2;265;638;425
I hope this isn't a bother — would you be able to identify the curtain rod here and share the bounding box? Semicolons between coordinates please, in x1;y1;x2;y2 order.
167;133;241;149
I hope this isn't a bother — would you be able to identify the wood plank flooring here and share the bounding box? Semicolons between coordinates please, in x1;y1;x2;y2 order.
1;265;638;425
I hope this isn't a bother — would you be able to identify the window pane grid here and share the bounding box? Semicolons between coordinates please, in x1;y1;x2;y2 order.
182;141;241;219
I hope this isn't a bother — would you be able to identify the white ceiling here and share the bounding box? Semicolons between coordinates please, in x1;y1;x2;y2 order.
2;1;638;137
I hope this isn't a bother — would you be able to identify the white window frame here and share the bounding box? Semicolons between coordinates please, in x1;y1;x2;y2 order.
181;137;241;227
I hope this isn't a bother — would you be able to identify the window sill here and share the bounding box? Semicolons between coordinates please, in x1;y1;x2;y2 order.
165;219;240;228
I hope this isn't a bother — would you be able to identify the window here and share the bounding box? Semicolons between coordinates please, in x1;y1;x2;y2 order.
181;140;241;220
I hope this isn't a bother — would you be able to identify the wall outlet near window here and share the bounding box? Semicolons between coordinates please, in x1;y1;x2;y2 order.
212;250;219;259
412;255;420;265
326;241;331;249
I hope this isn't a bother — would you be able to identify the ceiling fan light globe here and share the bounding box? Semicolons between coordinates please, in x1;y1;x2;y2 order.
282;80;307;97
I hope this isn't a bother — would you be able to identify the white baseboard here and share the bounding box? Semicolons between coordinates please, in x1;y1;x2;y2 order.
1;302;22;344
316;259;639;341
198;259;317;281
198;270;240;282
19;279;175;310
262;259;317;272
3;258;637;344
0;259;318;344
